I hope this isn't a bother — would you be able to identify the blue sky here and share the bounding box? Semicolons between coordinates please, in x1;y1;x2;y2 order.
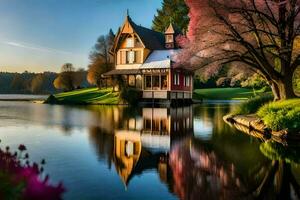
0;0;162;72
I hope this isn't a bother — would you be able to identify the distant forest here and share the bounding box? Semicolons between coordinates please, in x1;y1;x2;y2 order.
0;71;90;94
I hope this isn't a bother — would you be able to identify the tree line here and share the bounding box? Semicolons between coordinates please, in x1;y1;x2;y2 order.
0;71;57;94
0;68;89;94
3;0;300;98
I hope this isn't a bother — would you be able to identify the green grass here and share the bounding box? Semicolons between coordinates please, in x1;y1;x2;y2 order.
257;99;300;132
52;87;120;105
231;94;273;115
194;87;271;100
50;87;271;105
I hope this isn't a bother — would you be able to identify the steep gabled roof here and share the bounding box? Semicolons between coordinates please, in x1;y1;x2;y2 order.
128;17;165;50
111;15;166;54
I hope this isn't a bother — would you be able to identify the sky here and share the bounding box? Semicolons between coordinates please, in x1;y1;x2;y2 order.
0;0;162;73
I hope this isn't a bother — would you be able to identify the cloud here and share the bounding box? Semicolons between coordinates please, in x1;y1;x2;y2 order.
0;40;73;55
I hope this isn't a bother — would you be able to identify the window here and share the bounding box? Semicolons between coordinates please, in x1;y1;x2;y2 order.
126;51;135;64
144;119;152;130
128;75;135;86
161;75;168;90
161;119;168;132
126;37;134;47
136;75;142;89
145;76;152;89
173;73;180;85
152;119;160;131
184;76;190;87
166;35;173;43
152;76;160;90
125;141;134;157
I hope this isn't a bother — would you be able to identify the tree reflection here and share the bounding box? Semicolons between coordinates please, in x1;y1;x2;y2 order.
86;104;300;200
169;139;249;200
254;141;300;199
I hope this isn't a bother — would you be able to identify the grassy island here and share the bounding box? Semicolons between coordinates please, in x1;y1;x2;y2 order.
45;88;120;105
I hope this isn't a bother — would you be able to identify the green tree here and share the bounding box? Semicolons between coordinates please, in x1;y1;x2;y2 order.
152;0;189;33
87;29;115;88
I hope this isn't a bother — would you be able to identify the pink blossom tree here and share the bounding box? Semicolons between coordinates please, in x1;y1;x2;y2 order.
179;0;300;100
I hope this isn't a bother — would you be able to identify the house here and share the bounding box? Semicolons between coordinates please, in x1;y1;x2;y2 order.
112;106;193;187
104;14;193;104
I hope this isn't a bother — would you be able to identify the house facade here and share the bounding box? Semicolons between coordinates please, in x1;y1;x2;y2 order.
104;15;193;103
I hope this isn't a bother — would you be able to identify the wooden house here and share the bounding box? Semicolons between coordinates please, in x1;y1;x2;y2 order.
104;14;193;103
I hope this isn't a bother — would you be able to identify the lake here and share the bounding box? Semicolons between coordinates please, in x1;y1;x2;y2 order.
0;100;299;200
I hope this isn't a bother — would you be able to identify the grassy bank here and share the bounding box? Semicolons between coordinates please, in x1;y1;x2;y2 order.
194;87;270;100
229;96;300;133
48;88;120;105
47;87;268;105
257;99;300;132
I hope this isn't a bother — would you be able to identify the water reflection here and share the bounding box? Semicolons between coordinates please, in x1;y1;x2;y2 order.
89;106;193;189
257;142;300;199
1;101;300;199
87;105;300;199
169;139;248;200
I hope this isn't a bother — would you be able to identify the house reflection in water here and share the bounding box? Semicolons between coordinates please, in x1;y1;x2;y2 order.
113;106;193;187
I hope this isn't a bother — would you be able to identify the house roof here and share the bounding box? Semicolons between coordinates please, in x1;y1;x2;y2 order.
127;16;165;50
140;49;180;69
102;69;141;76
165;23;182;36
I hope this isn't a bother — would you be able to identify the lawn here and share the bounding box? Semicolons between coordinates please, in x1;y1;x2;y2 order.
52;87;120;105
48;87;270;105
193;87;270;100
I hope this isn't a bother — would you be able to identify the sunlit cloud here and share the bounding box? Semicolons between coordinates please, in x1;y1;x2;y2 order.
0;40;73;55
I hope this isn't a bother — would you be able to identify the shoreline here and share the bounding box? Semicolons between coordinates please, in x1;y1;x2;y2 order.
223;114;300;144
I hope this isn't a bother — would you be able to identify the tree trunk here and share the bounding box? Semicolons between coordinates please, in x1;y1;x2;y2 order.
277;77;297;100
270;82;280;101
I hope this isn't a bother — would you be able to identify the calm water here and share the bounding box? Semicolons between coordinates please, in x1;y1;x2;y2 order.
0;94;47;100
0;100;300;199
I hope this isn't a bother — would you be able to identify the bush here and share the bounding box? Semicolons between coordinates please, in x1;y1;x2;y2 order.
120;87;142;105
230;73;246;87
216;77;231;87
232;94;273;115
257;99;300;132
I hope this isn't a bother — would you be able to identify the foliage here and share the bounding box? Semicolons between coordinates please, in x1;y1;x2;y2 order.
53;63;85;92
87;30;115;87
0;141;64;199
0;72;57;94
179;0;300;100
257;99;300;132
231;94;273;115
241;73;268;89
152;0;189;33
294;66;300;94
193;64;253;89
260;141;300;163
193;87;270;100
216;77;231;87
52;87;120;105
120;87;142;105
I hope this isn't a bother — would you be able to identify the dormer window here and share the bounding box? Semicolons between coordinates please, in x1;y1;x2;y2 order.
126;37;134;48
